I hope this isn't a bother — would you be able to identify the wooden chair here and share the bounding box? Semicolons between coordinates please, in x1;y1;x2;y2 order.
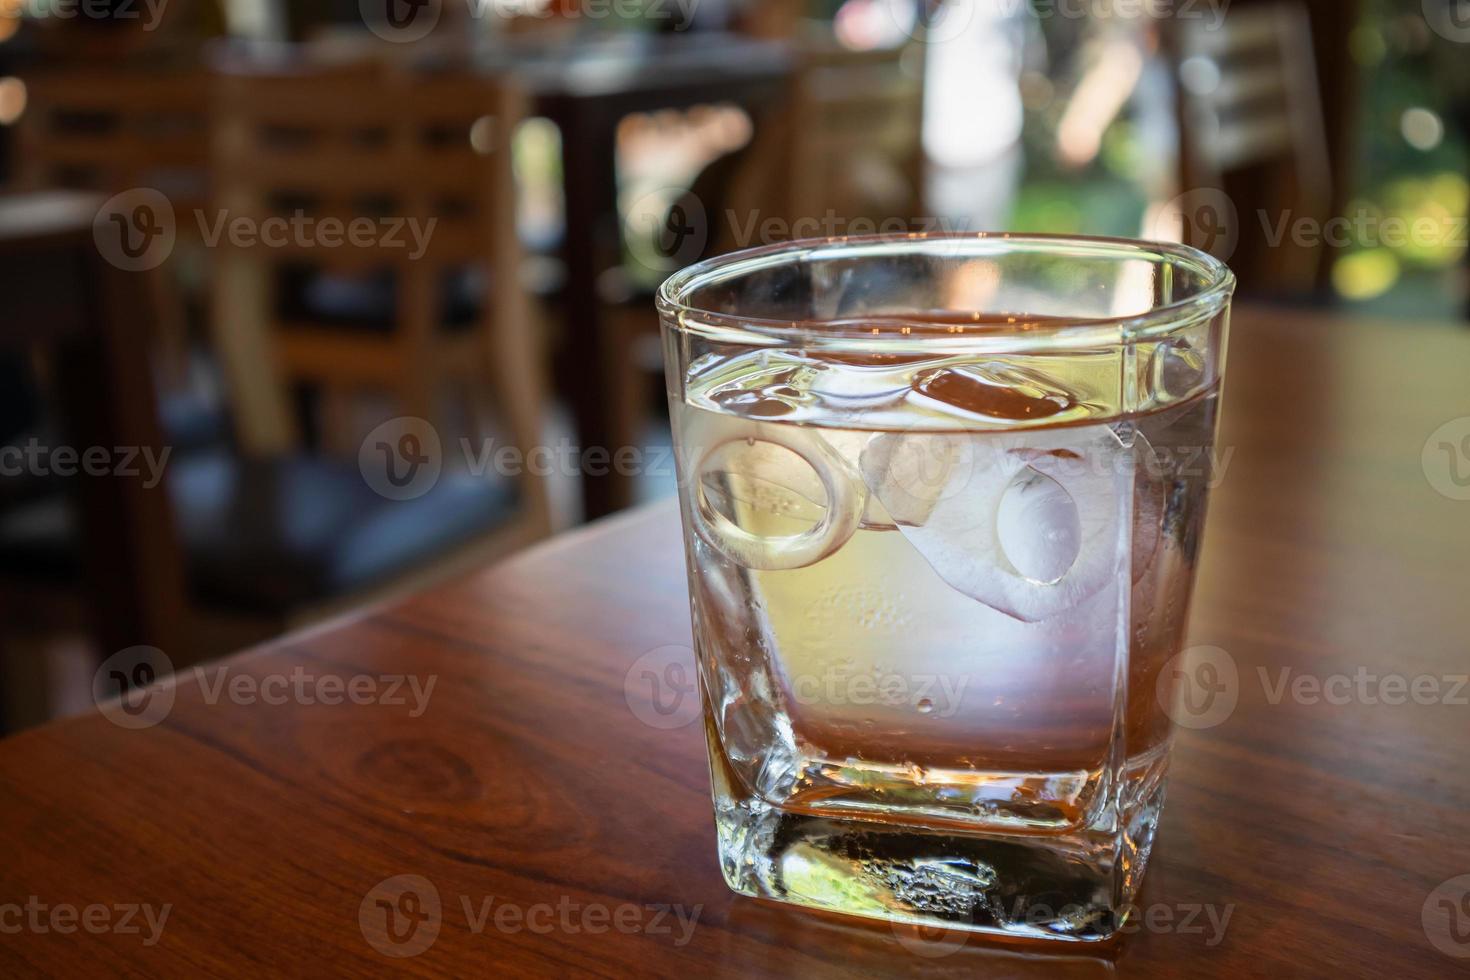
784;33;927;230
14;67;209;208
0;190;553;713
734;0;803;41
14;66;212;378
208;64;545;480
1170;0;1332;296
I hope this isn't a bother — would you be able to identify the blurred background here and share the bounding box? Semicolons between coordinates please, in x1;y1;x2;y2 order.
0;0;1464;731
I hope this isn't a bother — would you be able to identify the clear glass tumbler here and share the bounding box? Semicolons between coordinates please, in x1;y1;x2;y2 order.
657;234;1234;942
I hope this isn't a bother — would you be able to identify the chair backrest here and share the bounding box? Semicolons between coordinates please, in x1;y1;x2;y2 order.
210;64;519;272
786;36;926;230
1172;0;1330;293
14;67;210;382
15;67;211;219
735;0;803;39
208;64;549;532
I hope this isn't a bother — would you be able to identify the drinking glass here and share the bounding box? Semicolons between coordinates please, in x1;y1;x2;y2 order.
656;234;1234;942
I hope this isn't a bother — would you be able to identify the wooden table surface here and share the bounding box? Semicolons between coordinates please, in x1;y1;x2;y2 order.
2;306;1468;977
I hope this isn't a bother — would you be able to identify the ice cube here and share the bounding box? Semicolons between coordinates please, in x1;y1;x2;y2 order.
858;429;976;527
995;467;1082;585
861;425;1129;622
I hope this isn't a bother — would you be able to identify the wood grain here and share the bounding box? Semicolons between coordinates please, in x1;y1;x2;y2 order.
1;305;1467;977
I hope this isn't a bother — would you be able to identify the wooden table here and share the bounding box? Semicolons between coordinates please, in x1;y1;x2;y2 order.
1;306;1467;976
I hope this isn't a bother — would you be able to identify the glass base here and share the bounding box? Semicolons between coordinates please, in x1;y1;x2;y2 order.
711;757;1166;944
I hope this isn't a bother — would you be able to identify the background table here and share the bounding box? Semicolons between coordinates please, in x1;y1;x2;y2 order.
205;33;794;515
501;32;793;518
1;305;1467;976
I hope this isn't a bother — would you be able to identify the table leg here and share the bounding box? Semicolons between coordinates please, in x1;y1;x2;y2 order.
558;109;632;520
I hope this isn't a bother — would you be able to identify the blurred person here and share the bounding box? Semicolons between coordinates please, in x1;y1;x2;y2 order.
921;0;1041;229
1053;3;1175;210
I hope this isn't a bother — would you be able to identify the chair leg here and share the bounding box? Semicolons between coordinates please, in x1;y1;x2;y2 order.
603;306;649;478
319;384;362;458
396;266;441;428
211;254;297;452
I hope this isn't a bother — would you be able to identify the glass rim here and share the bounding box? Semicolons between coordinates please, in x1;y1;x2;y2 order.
656;232;1236;354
